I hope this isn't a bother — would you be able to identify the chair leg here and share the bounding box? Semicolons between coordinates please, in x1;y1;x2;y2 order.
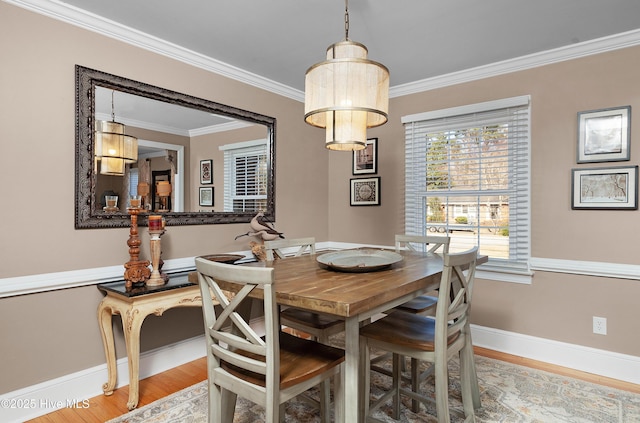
319;379;331;423
410;357;420;413
434;356;451;423
459;343;476;421
392;353;402;420
219;388;236;423
317;333;332;423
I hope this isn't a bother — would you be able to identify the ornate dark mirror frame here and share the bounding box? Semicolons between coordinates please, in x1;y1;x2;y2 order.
75;65;276;229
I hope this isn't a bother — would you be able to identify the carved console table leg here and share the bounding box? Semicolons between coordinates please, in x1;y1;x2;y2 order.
122;307;146;410
97;296;122;396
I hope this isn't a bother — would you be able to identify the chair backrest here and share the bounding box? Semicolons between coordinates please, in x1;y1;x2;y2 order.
434;246;478;351
195;257;280;395
395;234;450;255
264;237;316;261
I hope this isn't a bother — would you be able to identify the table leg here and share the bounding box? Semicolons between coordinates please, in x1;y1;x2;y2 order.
122;307;146;410
344;317;360;423
97;297;119;396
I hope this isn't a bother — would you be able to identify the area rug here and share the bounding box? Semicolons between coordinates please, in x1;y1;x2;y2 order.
107;345;640;422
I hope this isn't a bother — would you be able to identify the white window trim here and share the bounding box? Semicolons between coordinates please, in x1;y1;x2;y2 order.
402;95;532;284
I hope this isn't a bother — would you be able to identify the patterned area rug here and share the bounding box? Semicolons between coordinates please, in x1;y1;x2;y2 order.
107;340;640;423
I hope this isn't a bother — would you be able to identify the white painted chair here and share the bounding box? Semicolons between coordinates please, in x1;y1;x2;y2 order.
393;234;450;316
360;247;479;422
263;237;345;422
195;257;345;423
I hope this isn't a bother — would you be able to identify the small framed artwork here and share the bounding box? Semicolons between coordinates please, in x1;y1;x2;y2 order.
577;106;631;163
571;165;638;210
200;159;213;184
199;186;214;207
350;177;380;206
352;138;378;175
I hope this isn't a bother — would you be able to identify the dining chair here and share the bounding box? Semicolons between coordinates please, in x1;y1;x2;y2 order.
195;257;345;423
393;234;450;315
263;237;346;422
360;246;479;423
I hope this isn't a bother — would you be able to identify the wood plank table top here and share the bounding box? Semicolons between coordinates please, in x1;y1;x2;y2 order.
190;248;486;422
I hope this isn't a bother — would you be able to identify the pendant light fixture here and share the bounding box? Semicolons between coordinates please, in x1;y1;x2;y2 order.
95;90;138;175
304;0;389;151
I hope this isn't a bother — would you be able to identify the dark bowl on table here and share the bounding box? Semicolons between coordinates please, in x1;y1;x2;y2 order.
199;254;245;264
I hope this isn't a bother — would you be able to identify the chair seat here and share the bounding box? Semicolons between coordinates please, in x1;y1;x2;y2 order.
222;331;345;389
280;307;344;331
360;311;460;351
394;294;438;314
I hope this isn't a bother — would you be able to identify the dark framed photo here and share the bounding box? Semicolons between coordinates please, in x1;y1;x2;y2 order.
200;159;213;184
352;138;378;175
199;186;214;207
350;177;380;206
571;165;638;210
577;106;631;163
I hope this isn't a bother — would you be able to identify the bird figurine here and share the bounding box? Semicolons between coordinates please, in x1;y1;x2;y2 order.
234;229;284;241
235;212;284;241
250;211;276;233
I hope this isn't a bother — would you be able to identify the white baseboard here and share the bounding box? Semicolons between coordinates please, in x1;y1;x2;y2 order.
471;324;640;385
3;324;638;422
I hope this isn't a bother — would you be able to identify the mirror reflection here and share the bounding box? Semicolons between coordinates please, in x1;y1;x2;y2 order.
75;66;276;228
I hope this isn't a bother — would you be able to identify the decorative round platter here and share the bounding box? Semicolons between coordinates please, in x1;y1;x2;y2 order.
316;249;403;272
199;254;245;264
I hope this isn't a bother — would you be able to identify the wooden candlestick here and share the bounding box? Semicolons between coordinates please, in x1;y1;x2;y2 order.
146;231;165;286
124;207;151;289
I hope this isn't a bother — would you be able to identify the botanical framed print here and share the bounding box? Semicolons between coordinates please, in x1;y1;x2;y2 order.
200;159;213;184
571;165;638;210
350;177;380;206
352;138;378;175
577;106;631;163
199;186;214;207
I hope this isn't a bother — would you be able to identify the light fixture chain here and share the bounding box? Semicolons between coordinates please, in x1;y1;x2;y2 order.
111;90;115;122
344;0;349;40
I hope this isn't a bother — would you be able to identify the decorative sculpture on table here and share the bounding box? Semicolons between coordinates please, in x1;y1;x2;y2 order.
124;198;151;289
235;211;285;241
235;212;284;261
146;215;169;286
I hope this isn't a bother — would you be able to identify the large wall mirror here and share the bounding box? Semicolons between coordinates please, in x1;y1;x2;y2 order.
75;65;276;228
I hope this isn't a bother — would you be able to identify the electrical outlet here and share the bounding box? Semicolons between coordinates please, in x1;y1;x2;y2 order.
593;316;607;335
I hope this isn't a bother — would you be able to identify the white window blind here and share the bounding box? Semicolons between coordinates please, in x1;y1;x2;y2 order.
402;96;530;271
221;140;268;213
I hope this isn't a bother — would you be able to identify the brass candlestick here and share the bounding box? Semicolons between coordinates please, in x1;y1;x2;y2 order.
124;207;151;289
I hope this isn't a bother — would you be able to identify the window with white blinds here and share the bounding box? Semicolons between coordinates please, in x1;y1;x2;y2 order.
402;96;531;272
221;140;268;213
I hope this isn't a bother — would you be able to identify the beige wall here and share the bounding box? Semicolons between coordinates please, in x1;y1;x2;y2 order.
327;47;640;356
0;3;329;393
1;2;639;395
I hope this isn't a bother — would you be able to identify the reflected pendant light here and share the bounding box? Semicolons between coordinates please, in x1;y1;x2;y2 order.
304;0;389;151
95;91;138;175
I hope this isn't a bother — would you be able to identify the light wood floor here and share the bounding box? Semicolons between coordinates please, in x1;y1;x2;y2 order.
27;348;640;423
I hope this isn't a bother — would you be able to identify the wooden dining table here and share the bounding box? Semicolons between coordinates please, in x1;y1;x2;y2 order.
247;248;485;422
192;248;486;422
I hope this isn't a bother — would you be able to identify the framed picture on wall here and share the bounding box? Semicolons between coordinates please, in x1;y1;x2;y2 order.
199;186;214;207
352;138;378;174
200;159;213;184
577;106;631;163
571;165;638;210
350;177;380;206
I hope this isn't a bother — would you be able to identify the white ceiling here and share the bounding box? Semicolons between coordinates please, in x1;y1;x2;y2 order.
11;0;640;132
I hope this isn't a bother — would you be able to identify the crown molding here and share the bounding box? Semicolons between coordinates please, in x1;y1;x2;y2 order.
5;0;304;101
6;0;640;101
390;28;640;98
